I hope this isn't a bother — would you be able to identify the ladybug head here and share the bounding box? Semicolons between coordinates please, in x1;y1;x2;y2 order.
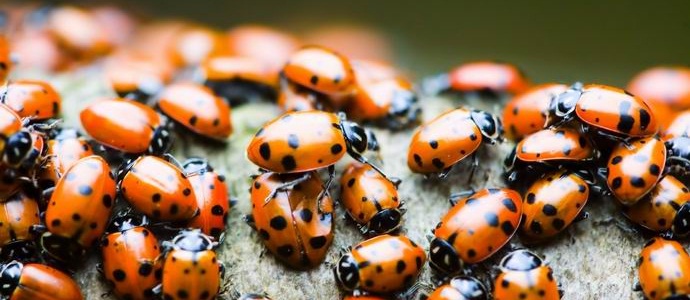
368;208;403;234
672;202;690;237
334;253;359;291
3;131;34;167
182;157;212;174
388;89;420;128
0;261;22;295
341;119;379;155
428;237;462;275
172;229;214;252
40;232;86;264
106;212;148;234
500;249;542;271
448;276;489;300
666;137;690;169
470;110;503;143
147;125;173;155
548;82;583;124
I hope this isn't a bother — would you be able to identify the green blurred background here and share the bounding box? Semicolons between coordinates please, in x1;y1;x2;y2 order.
109;0;690;85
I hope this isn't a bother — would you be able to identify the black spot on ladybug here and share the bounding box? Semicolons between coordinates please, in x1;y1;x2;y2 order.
432;158;445;170
579;136;587;148
469;133;478;141
333;75;342;84
138;263;153;276
639;109;651;130
467;249;476;258
72;213;81;221
51;219;61;227
365;280;374;287
484;212;499;227
189;116;198;126
113;269;126;281
617;101;635;133
413;154;423;167
501;279;510;287
211;205;224;216
611;177;623;189
212;118;220;127
259;143;271;160
552;218;565;230
542;204;558;216
361;196;368;202
649;164;660;176
169;204;179;215
0;63;6;70
376;265;383;272
347;178;355;187
526;193;536;204
309;236;328;249
90;222;98;229
501;221;515;235
611;156;623;165
502;198;517;212
183;188;191;196
658;218;667;226
630;177;646;188
200;291;210;299
578;185;587;193
429;140;438;149
277;245;293;256
270;216;288;230
151;193;161;203
177;290;188;299
310;75;319;85
300;209;313;222
512;107;519;115
79;185;93;196
281;155;297;171
358;213;364;219
287;134;299;149
415;256;422;269
259;229;270;240
530;221;543;234
396;260;407;273
331;144;343;155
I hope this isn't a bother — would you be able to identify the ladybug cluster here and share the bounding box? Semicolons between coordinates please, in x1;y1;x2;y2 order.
2;2;690;300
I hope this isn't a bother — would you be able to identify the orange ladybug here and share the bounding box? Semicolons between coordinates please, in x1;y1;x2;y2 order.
628;66;690;110
0;103;45;169
502;83;568;140
157;83;232;141
0;261;84;300
622;175;690;236
0;34;12;83
276;77;327;112
519;169;591;242
39;155;116;263
0;80;61;120
0;192;40;260
606;136;666;206
118;155;198;221
334;234;426;294
80;98;172;154
493;249;560;300
638;237;690;299
104;52;173;100
38;128;93;188
226;25;300;80
407;107;502;178
183;158;230;241
424;61;529;96
340;162;403;235
169;26;227;67
283;46;355;98
548;83;658;138
47;6;112;60
247;172;334;269
426;276;489;300
430;188;522;275
100;214;162;300
663;110;690;140
202;55;277;105
157;230;222;300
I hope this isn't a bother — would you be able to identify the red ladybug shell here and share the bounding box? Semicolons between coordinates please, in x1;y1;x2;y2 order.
0;80;61;120
0;35;13;83
4;262;84;300
628;66;690;109
335;234;426;293
202;56;275;87
169;26;227;67
102;226;162;300
47;6;112;60
407;108;482;174
0;193;40;250
43;156;115;257
622;175;690;235
283;46;355;96
161;231;221;300
502;83;568;140
340;162;402;234
277;80;322;112
426;276;488;300
80;98;163;153
520;170;589;242
664;110;690;140
494;250;559;300
516;127;594;162
185;163;230;241
226;25;300;78
607;136;666;206
0;103;23;147
345;59;414;121
158;83;232;140
249;172;334;269
105;52;173;98
448;61;529;94
576;84;658;137
431;188;522;274
638;237;690;300
39;130;94;187
120;156;198;221
247;111;347;173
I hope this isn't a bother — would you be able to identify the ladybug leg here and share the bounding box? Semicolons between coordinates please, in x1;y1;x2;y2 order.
437;165;453;179
316;166;336;212
262;172;311;205
574;211;589;222
467;153;479;184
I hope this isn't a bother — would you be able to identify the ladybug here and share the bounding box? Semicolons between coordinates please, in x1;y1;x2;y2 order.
238;293;272;300
605;136;666;206
663;110;690;140
407;107;502;178
0;35;12;83
276;77;330;112
247;110;389;181
0;261;83;300
547;83;658;139
16;131;46;171
0;192;40;260
225;25;300;78
38;128;93;188
429;188;522;275
169;26;227;67
493;249;560;300
334;234;426;294
183;158;230;241
247;172;334;269
156;229;222;300
283;45;355;98
47;6;113;60
504;127;595;183
638;237;690;299
344;59;419;129
426;276;489;300
0;103;46;169
105;52;172;101
0;80;61;120
627;66;690;110
118;155;198;221
80;98;172;154
622;175;690;237
340;162;403;235
502;83;568;141
100;214;162;300
157;82;233;141
0;164;21;199
423;61;529;96
519;169;591;243
202;55;277;106
38;155;115;263
665;136;690;175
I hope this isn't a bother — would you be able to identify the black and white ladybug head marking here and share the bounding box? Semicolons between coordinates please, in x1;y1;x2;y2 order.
449;276;489;300
0;261;22;296
341;120;379;155
672;202;690;237
500;249;543;271
470;110;503;143
172;229;214;252
334;253;359;291
549;82;583;119
666;137;690;170
368;208;403;234
3;131;33;167
106;213;148;234
148;125;173;155
428;237;462;275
